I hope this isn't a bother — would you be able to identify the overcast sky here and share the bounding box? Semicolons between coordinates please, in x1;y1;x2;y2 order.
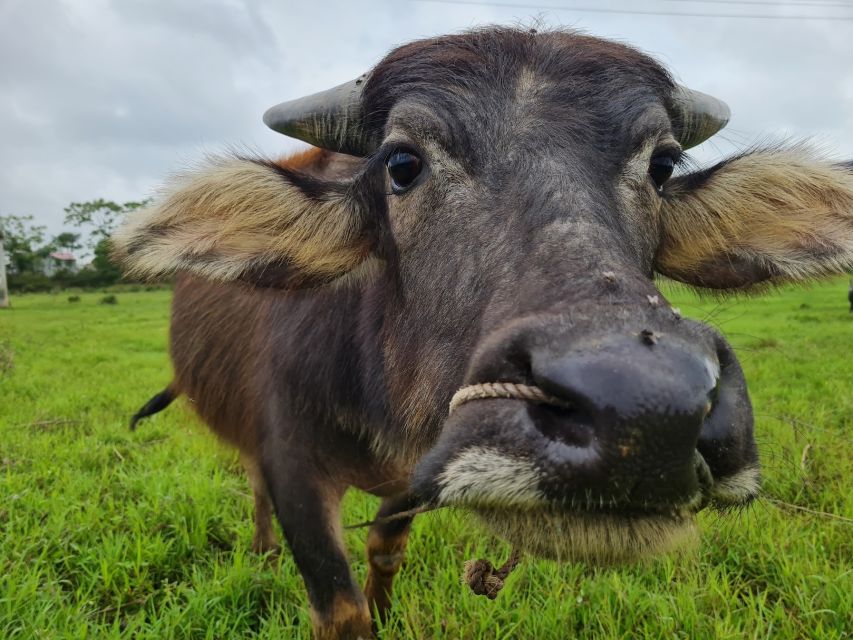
2;0;852;237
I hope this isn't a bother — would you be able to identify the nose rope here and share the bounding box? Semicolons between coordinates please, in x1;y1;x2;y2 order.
449;382;570;414
448;383;568;600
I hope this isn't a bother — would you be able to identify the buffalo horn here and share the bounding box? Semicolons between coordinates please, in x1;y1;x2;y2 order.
673;85;731;150
262;74;376;157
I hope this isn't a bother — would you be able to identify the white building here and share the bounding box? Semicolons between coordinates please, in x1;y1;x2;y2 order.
41;251;78;276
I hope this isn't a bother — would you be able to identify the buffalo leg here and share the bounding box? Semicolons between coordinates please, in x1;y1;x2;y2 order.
364;493;417;622
240;453;279;554
262;457;371;640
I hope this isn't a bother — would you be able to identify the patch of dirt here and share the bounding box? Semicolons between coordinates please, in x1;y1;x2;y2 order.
747;337;780;350
0;340;14;376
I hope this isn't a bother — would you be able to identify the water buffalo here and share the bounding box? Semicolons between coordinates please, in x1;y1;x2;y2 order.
114;27;853;640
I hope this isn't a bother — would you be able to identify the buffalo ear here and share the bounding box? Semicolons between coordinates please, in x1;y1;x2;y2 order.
656;148;853;289
112;155;377;289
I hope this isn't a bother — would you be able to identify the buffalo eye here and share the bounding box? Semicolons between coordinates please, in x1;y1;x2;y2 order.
386;149;423;193
649;154;675;191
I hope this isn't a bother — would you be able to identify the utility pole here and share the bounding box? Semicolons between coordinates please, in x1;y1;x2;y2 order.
0;224;9;308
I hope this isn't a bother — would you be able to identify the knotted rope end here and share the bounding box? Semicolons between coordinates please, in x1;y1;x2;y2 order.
462;548;522;600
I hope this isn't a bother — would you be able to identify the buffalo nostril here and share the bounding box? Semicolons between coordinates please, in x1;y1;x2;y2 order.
531;339;716;466
694;450;713;489
696;344;754;481
527;403;594;448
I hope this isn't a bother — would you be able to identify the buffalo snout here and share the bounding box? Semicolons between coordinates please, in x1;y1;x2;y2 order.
412;313;760;562
527;334;718;508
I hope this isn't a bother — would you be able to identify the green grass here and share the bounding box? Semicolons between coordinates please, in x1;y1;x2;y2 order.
1;280;851;639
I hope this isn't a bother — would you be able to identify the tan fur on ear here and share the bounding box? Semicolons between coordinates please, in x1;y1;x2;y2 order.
112;156;369;285
658;148;853;288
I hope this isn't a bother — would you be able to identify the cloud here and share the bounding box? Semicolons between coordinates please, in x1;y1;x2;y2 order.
1;0;851;233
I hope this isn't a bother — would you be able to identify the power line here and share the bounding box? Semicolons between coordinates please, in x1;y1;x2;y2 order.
663;0;853;7
413;0;853;20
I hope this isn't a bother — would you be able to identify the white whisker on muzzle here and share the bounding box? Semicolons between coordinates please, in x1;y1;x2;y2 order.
436;447;546;508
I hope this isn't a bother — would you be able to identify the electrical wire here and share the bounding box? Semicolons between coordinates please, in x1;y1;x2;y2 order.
412;0;853;20
662;0;853;7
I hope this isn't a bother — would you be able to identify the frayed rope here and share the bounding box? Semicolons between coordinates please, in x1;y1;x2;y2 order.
462;547;522;599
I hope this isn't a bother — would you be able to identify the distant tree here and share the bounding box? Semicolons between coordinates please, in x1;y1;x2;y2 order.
53;232;82;254
63;199;149;249
0;225;8;307
63;199;150;285
0;214;48;274
90;237;122;282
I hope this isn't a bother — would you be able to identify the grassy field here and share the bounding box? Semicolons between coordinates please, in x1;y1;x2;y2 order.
1;280;851;639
